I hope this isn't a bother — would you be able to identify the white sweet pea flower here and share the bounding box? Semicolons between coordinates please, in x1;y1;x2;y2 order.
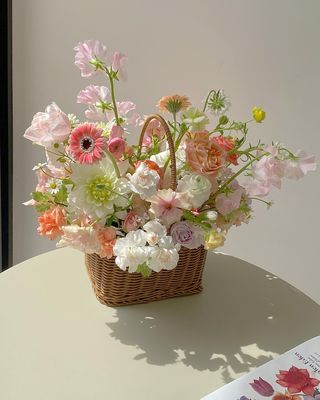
113;230;150;273
143;220;167;246
177;173;212;209
127;162;160;200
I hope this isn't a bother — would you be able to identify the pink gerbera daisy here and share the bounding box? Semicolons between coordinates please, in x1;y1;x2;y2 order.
69;123;106;164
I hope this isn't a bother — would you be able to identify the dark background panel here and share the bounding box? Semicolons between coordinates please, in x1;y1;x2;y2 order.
0;0;13;271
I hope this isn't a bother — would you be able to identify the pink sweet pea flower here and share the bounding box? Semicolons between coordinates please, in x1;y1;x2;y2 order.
111;51;127;81
117;101;136;117
244;154;285;197
24;103;71;147
77;85;110;105
215;180;245;215
109;125;124;139
284;150;317;180
74;40;109;78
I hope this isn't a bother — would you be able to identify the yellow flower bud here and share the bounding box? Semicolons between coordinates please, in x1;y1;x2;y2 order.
204;230;225;250
252;107;266;123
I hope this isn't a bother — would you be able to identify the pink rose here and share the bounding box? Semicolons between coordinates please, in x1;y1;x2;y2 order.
24;103;71;147
122;211;143;232
212;135;238;165
108;137;126;160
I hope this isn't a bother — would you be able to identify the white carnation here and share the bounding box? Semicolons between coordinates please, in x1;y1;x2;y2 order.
148;236;180;272
113;230;150;273
143;220;167;246
177;173;212;209
127;162;160;200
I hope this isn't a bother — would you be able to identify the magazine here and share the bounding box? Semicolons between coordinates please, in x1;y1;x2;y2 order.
201;336;320;399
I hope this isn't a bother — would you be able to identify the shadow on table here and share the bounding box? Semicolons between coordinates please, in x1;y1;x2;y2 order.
105;252;320;382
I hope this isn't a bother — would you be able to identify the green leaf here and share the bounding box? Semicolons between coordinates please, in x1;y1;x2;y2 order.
54;185;68;204
31;191;49;202
136;263;152;278
35;203;51;212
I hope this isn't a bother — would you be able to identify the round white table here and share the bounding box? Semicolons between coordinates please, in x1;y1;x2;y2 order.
1;248;319;400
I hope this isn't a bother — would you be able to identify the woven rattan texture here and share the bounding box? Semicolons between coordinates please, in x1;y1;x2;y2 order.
85;246;207;307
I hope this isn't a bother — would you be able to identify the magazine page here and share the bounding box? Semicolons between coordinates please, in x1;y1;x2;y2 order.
202;336;320;400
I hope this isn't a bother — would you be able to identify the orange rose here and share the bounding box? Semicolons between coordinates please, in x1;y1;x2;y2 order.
185;131;225;182
37;206;65;240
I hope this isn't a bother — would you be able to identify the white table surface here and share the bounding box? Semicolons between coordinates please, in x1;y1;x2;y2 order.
0;248;319;400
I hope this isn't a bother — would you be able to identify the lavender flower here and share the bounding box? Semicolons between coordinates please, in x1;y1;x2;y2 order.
170;221;204;249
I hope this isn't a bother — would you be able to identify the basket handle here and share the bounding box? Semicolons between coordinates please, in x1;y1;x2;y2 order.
138;114;177;190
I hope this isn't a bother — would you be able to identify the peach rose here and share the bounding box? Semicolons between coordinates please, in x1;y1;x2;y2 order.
37;206;66;240
97;227;117;259
185;131;225;183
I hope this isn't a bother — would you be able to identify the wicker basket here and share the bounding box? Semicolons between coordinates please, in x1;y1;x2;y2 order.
85;114;208;307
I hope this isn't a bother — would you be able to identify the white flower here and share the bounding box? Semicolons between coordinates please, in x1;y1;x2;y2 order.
150;147;186;170
113;230;150;272
206;89;231;116
143;220;167;246
177;173;212;209
56;225;100;254
181;107;210;131
148;236;180;272
45;178;62;195
127;162;160;200
69;157;130;220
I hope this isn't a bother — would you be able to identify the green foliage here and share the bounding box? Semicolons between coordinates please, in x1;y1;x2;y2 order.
54;185;68;205
137;263;152;278
182;210;212;230
32;191;53;213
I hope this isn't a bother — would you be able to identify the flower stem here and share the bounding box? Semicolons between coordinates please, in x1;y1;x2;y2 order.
248;197;273;207
104;150;121;178
203;89;215;112
105;68;120;125
215;152;268;196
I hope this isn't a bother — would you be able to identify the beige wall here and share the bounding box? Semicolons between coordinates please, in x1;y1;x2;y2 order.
13;0;320;302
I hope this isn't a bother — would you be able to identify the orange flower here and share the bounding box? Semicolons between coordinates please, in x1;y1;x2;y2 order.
185;131;225;183
37;206;65;240
272;393;301;400
157;94;191;114
97;227;117;259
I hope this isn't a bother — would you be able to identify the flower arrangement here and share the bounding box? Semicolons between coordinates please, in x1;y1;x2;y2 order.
24;39;316;278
